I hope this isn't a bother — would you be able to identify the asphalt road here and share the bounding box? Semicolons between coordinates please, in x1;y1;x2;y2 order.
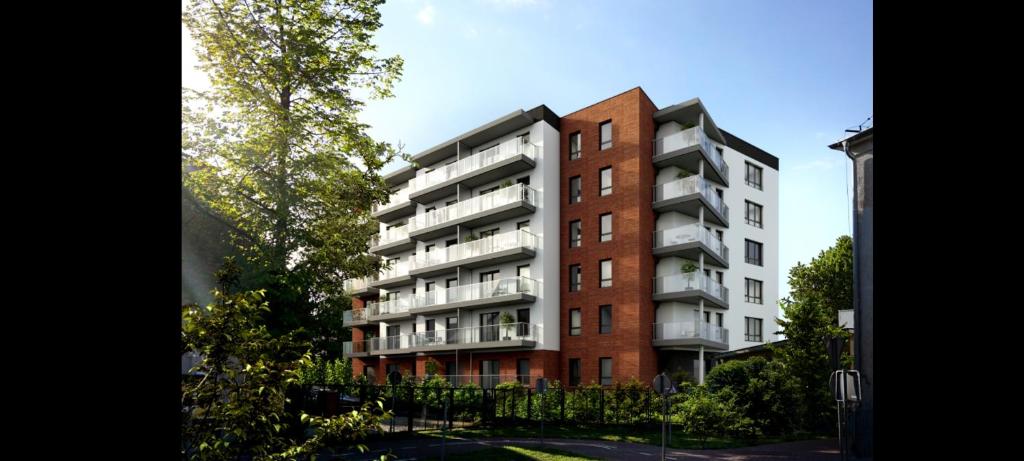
330;436;840;460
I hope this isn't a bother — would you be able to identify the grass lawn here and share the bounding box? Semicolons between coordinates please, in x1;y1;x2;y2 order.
409;424;829;450
423;445;600;461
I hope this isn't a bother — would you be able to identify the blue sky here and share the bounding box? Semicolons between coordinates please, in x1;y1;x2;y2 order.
182;0;873;301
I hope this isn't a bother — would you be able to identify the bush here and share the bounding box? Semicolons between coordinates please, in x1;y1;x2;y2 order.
706;357;799;436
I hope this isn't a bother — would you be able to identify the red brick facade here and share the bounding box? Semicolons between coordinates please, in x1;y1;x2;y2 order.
559;88;659;386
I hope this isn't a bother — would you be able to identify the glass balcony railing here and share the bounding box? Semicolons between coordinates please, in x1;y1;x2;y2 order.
379;259;411;281
377;223;410;247
408;183;537;232
653;271;729;302
343;275;378;293
653;125;728;178
653;321;729;345
368;323;542;354
653;224;729;261
373;187;411;213
417;276;538;309
653;176;729;218
411;229;537;270
367;295;414;317
408;140;540;193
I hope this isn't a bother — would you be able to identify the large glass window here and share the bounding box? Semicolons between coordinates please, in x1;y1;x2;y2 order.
599;305;612;334
569;308;581;336
746;162;763;190
599;121;612;150
746;201;763;228
599;213;612;242
569;264;581;292
745;239;763;266
600;259;612;288
746;278;763;304
599;167;612;196
569;176;582;204
569;132;582;160
570;220;582;247
569;359;581;386
745;317;763;342
599;358;612;385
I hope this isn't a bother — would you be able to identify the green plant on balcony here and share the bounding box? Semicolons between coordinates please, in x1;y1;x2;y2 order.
463;233;478;243
681;261;698;273
676;169;694;179
500;311;516;340
500;179;514;188
680;121;696;130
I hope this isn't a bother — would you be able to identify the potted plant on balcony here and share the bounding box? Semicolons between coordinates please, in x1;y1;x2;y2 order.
681;261;698;273
500;179;514;188
676;169;693;179
500;312;516;340
463;233;478;243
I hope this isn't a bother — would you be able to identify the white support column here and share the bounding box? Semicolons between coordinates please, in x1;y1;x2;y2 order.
699;113;705;130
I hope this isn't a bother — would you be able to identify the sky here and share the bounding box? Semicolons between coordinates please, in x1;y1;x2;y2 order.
182;0;873;301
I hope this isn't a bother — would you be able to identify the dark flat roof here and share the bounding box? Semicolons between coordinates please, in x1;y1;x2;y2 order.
719;129;779;170
829;127;873;151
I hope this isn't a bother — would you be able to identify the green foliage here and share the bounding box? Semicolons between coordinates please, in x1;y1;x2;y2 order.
464;233;479;242
416;375;452;410
181;0;405;358
671;370;695;386
181;289;388;460
705;357;799;436
680;261;698;273
772;235;854;433
500;179;514;188
424;360;439;377
297;356;353;386
677;386;736;449
676;169;693;179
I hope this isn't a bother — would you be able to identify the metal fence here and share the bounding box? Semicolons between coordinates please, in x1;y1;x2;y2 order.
292;382;689;432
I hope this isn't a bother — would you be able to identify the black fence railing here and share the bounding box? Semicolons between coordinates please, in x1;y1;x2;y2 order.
292;383;689;432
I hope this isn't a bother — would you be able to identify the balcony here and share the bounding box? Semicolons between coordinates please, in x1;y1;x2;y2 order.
369;223;415;256
653;224;729;268
365;295;414;323
345;308;368;327
653;272;729;308
410;276;538;316
653;126;729;186
410;229;537;279
343;276;379;298
408;184;537;241
652;321;729;350
408;140;539;204
652;176;729;227
370;259;414;289
371;187;416;223
365;323;542;356
342;339;369;358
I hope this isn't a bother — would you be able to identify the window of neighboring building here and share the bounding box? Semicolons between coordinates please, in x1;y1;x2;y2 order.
599;213;612;242
569;132;582;160
569;309;581;336
746;278;763;304
746;201;763;228
599;305;612;334
599;121;612;150
569;264;581;292
569;176;582;203
745;239;763;266
569;359;581;386
746;162;763;190
599;166;612;196
745;317;763;342
599;357;612;385
600;259;612;288
569;220;582;248
517;358;530;385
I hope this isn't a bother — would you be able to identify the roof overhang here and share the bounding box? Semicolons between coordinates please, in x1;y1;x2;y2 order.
410;105;560;167
829;127;874;151
654;98;727;144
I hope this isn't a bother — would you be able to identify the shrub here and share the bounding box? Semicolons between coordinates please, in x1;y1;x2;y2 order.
706;357;799;436
678;386;730;449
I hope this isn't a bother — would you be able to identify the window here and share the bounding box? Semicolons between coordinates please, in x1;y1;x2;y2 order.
518;359;530;385
425;281;435;292
446;317;459;344
569;176;582;203
446;362;457;383
569;359;581;386
599;213;612;242
426;319;436;341
425;244;435;253
480;360;500;388
599;121;612;150
703;310;711;324
599;358;612;385
569;264;581;292
446;278;458;288
425;206;436;213
600;259;612;288
745;240;763;266
517;220;530;231
745;317;763;342
517;176;530;186
746;162;763;190
386;364;400;376
569;132;582;160
517;308;530;336
599;167;612;196
517;265;530;279
746;278;763;304
479;186;499;196
716;312;723;326
569;309;581;336
446;200;458;206
746;201;763;228
480;270;499;283
479;228;499;238
599;305;612;334
569;220;582;247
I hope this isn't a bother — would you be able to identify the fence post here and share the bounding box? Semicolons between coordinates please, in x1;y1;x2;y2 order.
407;385;414;432
448;386;455;429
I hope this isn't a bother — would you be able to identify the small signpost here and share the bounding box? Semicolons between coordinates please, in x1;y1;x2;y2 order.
536;377;548;446
653;373;673;461
831;370;862;461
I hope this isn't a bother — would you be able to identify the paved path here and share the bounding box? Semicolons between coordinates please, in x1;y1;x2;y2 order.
332;436;840;460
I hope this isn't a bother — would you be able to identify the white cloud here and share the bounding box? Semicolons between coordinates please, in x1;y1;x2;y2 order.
417;4;435;25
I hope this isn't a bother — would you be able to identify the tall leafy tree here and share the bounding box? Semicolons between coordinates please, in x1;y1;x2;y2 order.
181;0;405;356
772;235;853;432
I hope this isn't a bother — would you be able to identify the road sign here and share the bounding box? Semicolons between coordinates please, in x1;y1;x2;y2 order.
653;373;673;396
831;370;861;403
536;377;548;394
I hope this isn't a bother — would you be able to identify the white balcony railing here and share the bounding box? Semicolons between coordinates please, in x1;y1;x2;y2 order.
368;322;542;354
653;321;729;345
653;126;728;178
409;140;540;193
377;223;410;247
343;275;377;293
379;259;411;281
411;229;538;270
408;183;537;232
367;295;414;317
653;176;729;218
417;276;538;309
653;224;729;261
373;187;411;213
653;271;729;302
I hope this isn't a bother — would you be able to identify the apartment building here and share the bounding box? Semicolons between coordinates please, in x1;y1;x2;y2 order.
344;87;778;387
